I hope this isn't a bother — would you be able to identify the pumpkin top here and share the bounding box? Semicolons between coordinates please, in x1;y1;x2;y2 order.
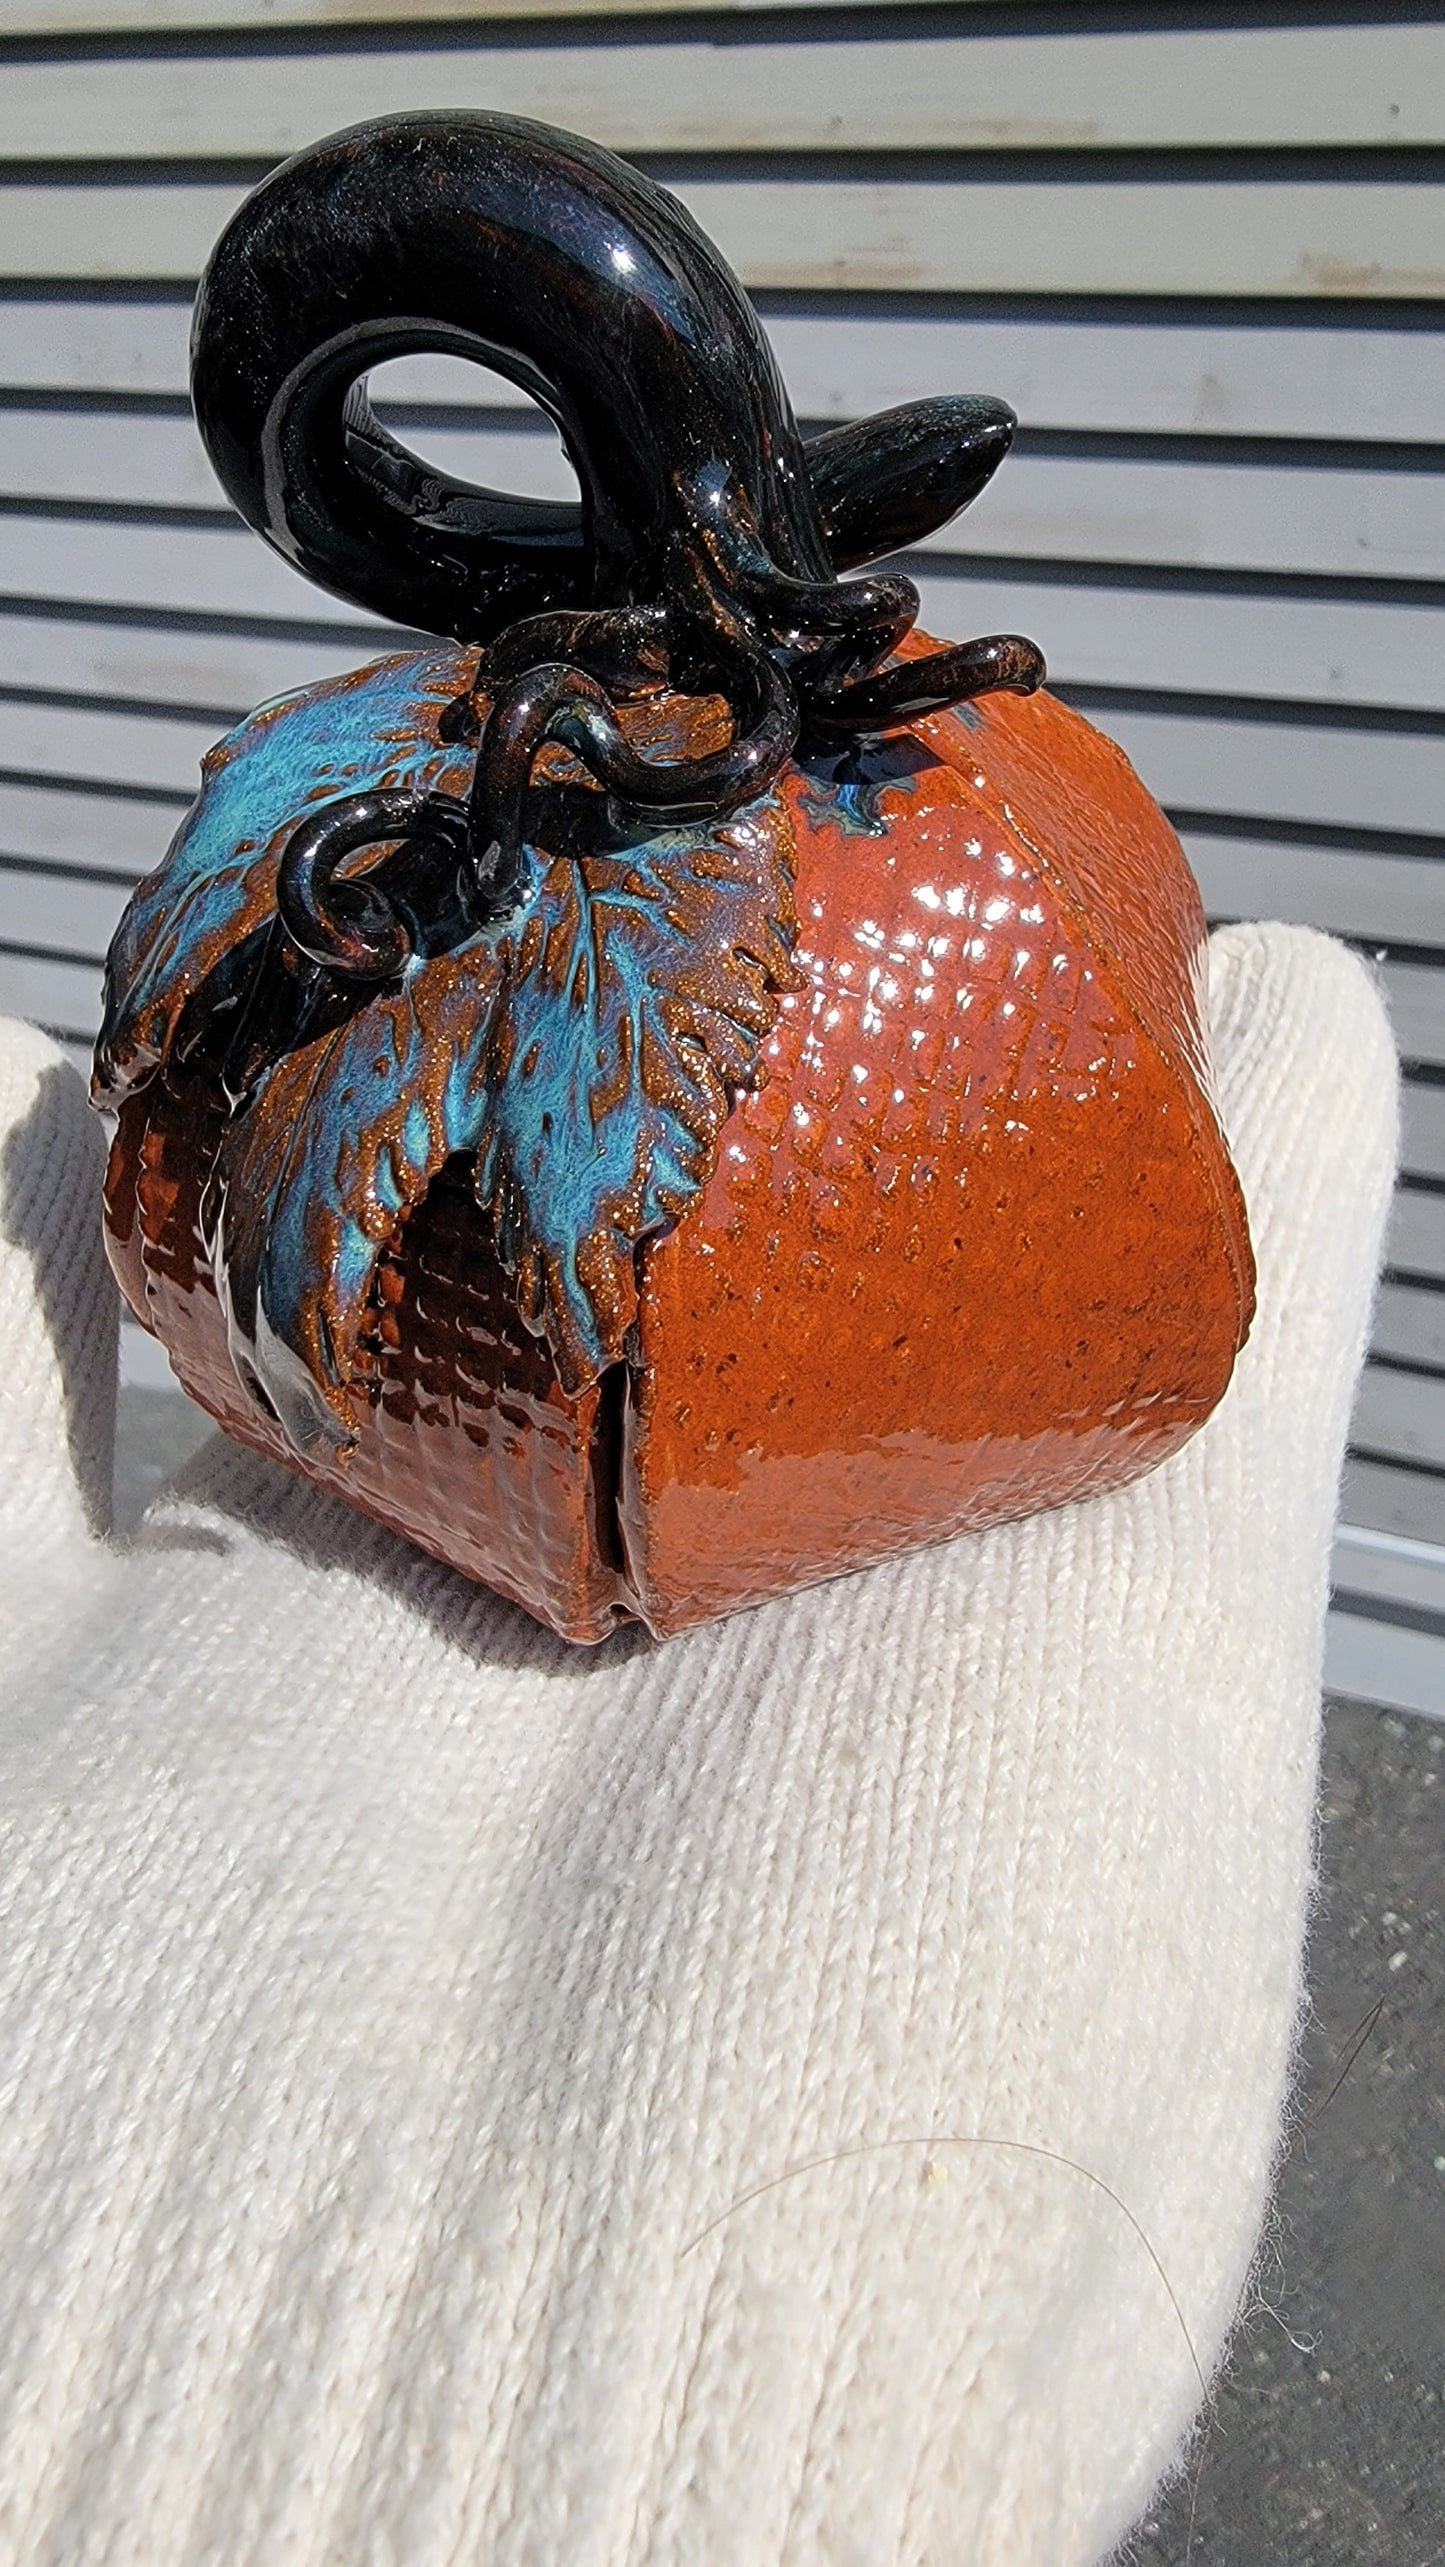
93;110;1045;1457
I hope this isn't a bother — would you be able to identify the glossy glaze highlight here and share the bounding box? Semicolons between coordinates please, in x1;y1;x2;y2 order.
95;111;1253;1641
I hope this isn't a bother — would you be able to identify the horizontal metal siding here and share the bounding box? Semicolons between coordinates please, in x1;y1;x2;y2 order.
4;23;1443;155
6;169;1443;297
9;407;1444;586
0;2;1441;1679
4;296;1442;438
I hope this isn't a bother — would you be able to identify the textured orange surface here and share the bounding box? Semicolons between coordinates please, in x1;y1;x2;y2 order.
104;671;1253;1643
107;1077;624;1639
622;680;1253;1633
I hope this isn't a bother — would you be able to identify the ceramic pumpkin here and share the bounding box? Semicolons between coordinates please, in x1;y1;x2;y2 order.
94;112;1254;1642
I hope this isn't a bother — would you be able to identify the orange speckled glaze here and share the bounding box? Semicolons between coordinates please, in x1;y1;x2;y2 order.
621;678;1252;1633
104;669;1253;1643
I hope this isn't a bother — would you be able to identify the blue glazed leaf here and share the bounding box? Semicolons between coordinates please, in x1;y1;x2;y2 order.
210;934;506;1458
475;797;799;1394
94;645;475;1099
102;642;800;1443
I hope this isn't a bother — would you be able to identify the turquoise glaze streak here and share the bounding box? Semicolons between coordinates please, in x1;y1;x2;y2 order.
95;646;797;1445
211;922;507;1457
474;803;797;1393
96;646;473;1097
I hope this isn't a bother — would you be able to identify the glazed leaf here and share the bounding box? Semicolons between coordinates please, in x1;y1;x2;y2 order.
94;645;475;1099
211;935;505;1457
475;797;798;1394
97;830;282;1101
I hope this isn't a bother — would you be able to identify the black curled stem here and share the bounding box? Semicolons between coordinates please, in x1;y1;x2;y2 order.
272;648;799;980
809;633;1047;734
194;111;1045;978
470;646;797;874
275;791;455;976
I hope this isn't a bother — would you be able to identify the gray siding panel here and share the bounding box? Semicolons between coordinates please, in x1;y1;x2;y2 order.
1402;1083;1445;1185
1389;1186;1445;1279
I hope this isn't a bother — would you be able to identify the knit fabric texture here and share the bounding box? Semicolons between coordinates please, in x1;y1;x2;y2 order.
0;923;1397;2567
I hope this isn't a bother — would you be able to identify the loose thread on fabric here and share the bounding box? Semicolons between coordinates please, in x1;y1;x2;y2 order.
679;2129;1211;2413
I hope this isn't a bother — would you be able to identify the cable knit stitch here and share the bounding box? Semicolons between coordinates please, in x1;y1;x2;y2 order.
0;924;1397;2567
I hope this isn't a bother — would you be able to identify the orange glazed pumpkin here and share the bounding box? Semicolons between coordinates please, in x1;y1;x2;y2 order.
101;647;1252;1641
94;114;1252;1641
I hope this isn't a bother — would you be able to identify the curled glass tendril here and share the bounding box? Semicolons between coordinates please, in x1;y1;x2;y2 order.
191;110;1045;981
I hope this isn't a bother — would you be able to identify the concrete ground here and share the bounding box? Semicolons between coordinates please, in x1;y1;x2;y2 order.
1131;1700;1444;2567
115;1390;1444;2565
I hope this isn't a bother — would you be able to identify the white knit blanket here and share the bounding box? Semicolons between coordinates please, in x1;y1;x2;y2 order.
0;922;1397;2566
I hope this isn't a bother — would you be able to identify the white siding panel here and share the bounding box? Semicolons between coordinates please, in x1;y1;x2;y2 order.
757;316;1445;444
7;301;1444;446
0;405;224;507
0;612;378;721
178;170;1445;305
0;779;186;877
1187;838;1445;949
0;410;569;516
944;455;1445;585
0;860;128;958
5;176;1443;299
4;518;1437;717
914;573;1445;718
9;408;1444;588
6;26;1443;161
1094;709;1445;843
0;514;376;625
0;945;102;1036
0;698;221;798
0;181;244;282
0;300;195;398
